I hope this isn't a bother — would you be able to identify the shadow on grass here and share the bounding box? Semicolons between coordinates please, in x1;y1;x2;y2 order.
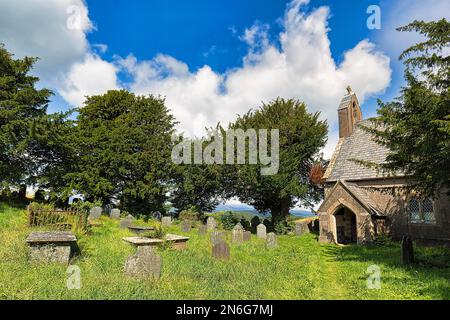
321;241;450;299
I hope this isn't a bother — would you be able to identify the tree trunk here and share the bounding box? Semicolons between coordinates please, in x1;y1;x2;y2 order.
271;199;291;223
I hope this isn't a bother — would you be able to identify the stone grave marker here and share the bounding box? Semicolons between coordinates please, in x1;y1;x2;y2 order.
161;216;172;227
110;208;120;219
153;211;162;221
120;217;133;229
26;231;78;264
210;230;226;246
401;235;414;265
257;223;267;239
295;222;310;236
232;223;244;244
266;232;277;249
181;220;191;233
212;241;230;260
206;216;217;231
89;206;102;220
198;225;207;235
243;231;251;242
124;246;162;279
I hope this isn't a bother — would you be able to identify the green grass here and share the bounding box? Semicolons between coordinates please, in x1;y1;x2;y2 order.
0;202;449;300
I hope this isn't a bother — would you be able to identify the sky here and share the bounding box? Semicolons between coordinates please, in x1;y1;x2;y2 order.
0;0;449;209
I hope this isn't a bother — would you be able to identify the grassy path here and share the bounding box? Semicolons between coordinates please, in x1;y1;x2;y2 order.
0;202;449;300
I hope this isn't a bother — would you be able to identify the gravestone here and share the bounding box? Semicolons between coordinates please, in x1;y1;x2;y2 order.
210;230;226;246
266;232;277;249
153;211;162;221
89;206;102;220
198;225;207;235
295;222;310;236
257;224;267;239
104;204;113;215
206;216;217;231
212;241;230;260
124;246;162;279
243;231;251;242
181;220;191;232
232;223;244;244
401;235;414;265
110;208;120;219
161;216;172;227
120;217;133;229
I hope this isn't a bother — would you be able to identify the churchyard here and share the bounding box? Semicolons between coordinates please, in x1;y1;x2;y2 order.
0;201;449;300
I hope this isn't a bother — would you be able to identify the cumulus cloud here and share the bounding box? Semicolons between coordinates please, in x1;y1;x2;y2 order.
59;54;119;107
0;0;118;107
118;0;391;157
1;0;392;158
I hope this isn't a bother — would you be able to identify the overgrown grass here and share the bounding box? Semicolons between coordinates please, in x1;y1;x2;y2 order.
0;202;449;300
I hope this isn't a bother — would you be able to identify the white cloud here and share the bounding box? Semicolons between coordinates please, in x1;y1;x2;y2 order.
0;0;118;107
1;0;393;159
119;0;391;157
0;0;91;78
59;54;119;107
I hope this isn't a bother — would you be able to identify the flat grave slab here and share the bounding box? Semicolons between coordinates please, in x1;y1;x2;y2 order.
26;231;78;265
127;225;155;234
165;233;190;250
122;237;164;246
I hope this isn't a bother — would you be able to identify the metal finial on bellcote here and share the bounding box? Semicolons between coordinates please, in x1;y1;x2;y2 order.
346;85;353;95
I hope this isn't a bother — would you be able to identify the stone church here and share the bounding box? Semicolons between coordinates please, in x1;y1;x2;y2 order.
318;88;450;246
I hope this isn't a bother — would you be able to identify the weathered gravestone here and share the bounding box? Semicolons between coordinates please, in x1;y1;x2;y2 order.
198;225;207;235
124;246;162;279
257;223;267;239
104;204;113;215
161;216;172;227
295;222;310;236
206;216;217;231
181;220;191;233
232;223;244;244
153;211;162;221
110;208;120;219
401;235;414;265
212;241;230;260
26;231;78;264
266;232;277;249
120;217;133;229
89;206;102;220
210;230;227;246
243;231;251;242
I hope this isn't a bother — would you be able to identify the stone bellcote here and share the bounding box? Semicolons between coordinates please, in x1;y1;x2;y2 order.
338;86;362;138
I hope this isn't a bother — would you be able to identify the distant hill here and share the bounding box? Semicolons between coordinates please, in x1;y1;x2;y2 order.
213;203;316;218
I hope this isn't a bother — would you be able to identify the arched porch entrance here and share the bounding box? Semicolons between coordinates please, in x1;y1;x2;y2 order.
333;207;357;244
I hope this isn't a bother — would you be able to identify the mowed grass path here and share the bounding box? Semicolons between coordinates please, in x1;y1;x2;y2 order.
0;203;449;300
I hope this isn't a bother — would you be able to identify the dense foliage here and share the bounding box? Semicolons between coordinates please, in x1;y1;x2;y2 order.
225;98;327;222
0;44;54;186
366;19;450;197
65;90;176;213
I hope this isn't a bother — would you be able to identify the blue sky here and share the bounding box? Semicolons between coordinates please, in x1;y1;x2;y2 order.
1;0;449;153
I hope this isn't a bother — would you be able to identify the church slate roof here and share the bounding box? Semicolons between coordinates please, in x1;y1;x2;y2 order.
324;119;401;182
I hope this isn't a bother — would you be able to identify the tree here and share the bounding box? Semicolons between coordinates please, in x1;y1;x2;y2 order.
225;98;328;223
366;19;450;197
0;44;52;187
170;160;224;214
66;90;176;214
